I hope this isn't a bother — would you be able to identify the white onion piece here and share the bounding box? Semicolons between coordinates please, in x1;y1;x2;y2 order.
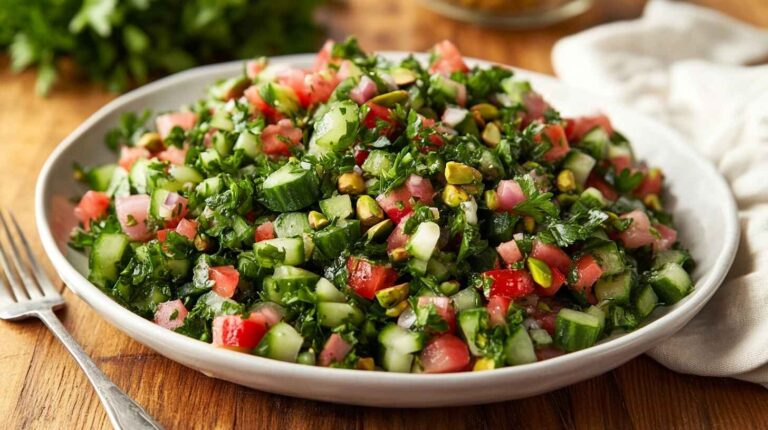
441;106;468;127
397;306;416;329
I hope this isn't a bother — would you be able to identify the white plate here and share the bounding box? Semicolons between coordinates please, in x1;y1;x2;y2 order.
35;53;739;407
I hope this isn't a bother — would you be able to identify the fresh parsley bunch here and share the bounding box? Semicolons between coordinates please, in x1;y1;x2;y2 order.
0;0;324;94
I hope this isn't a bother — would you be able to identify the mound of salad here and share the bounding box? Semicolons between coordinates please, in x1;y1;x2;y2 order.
70;38;694;373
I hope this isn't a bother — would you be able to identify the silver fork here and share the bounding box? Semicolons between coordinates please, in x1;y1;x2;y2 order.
0;210;163;430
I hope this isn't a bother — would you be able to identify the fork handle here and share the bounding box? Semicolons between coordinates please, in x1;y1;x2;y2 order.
36;309;163;430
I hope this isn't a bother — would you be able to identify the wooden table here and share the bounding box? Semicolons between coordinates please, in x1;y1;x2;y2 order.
2;0;767;428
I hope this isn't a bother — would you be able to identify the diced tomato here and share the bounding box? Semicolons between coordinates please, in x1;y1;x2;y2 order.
154;299;188;330
572;256;603;293
362;102;398;137
417;296;456;333
244;85;281;121
254;221;275;243
212;314;267;351
175;218;198;241
535;346;566;361
530;303;561;335
634;168;663;198
496;240;523;266
313;40;338;72
278;68;338;108
157;145;188;166
496;179;526;212
618;209;655;249
209;266;240;299
156;228;170;242
118;146;150;171
520;92;551;127
534;123;570;162
376;186;413;223
531;241;571;274
535;266;566;297
354;149;370;166
262;119;303;157
74;191;110;231
653;223;677;253
245;58;266;79
564;114;613;142
420;334;471;374
585;172;619;201
346;256;399;300
115;194;152;242
428;40;469;75
386;214;411;252
337;60;358;81
350;75;378;105
319;333;353;366
484;269;535;299
249;303;284;327
156;112;197;140
405;174;434;205
609;155;632;173
413;116;444;152
487;295;511;327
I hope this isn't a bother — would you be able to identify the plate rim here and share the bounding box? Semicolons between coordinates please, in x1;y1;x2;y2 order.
34;52;740;389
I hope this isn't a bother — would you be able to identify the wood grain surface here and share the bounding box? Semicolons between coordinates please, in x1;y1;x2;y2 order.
1;0;767;428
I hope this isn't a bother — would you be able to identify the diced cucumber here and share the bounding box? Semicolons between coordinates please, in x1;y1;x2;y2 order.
200;291;239;316
361;150;394;177
165;258;190;279
608;140;633;161
319;194;353;220
578;127;610;160
652;249;689;270
406;222;440;261
591;242;625;276
88;233;130;288
500;78;531;104
579;187;607;208
272;265;320;292
86;164;117;192
195;176;223;198
554;308;603;352
209;108;234;131
169;165;203;185
313;219;361;259
378;323;424;354
129;158;150;194
585;304;607;336
529;328;553;347
458;308;487;356
317;302;364;327
594;271;633;304
634;284;658;318
478;149;504;180
504;326;537;366
308;101;360;154
426;258;451;282
256;322;304;362
234;130;262;159
381;348;414;373
315;277;346;303
106;166;129;197
274;212;310;238
486;212;517;243
259;82;300;115
262;163;320;212
428;73;463;105
562;150;596;187
648;262;692;304
451;288;482;312
199;148;221;170
212;131;234;157
406;257;428;276
253;238;305;268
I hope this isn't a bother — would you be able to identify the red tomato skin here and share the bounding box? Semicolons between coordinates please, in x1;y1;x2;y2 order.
565;114;613;141
653;223;678;253
244;85;282;122
487;295;511;327
363;102;397;137
376;186;413;224
609;155;632;174
417;296;457;333
585;173;619;201
428;40;469;75
209;266;240;299
354;149;370;166
405;174;434;205
484;269;535;299
573;255;603;291
386;214;411;252
157;145;188;166
618;210;655;249
254;221;275;242
118;146;150;171
346;257;398;300
262;119;303;157
535;266;566;297
175;218;198;241
156;229;170;242
634;168;663;198
420;334;471;374
74;191;110;231
531;241;571;274
313;40;336;72
155;112;197;140
212;315;267;350
534;123;570;162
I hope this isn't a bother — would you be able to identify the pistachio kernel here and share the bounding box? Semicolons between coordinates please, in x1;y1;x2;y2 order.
338;172;366;195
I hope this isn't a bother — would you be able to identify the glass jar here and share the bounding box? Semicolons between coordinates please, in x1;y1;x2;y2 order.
419;0;594;28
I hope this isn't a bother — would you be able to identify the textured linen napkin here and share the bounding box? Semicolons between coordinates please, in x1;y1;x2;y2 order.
552;0;768;386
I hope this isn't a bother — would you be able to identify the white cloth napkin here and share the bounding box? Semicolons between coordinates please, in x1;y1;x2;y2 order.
552;0;768;386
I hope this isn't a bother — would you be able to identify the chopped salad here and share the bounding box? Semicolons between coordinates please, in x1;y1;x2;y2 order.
70;39;694;373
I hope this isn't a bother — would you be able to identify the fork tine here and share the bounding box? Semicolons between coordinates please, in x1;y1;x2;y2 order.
4;211;60;297
0;268;15;304
0;211;44;299
0;218;28;302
